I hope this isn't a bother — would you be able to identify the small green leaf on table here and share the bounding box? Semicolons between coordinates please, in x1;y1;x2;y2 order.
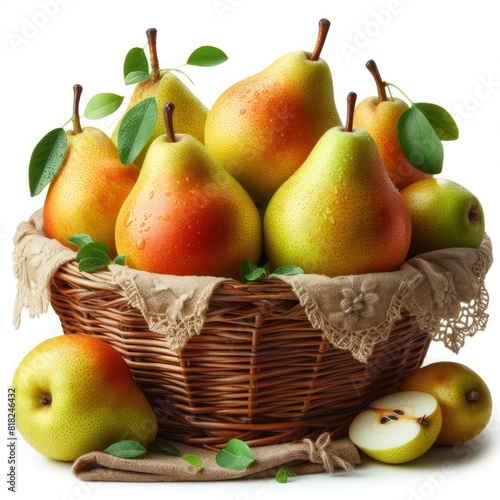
275;466;297;483
84;93;124;120
183;454;204;470
397;106;444;175
215;439;255;471
103;440;147;459
186;46;228;67
28;128;67;197
154;437;181;456
117;97;158;165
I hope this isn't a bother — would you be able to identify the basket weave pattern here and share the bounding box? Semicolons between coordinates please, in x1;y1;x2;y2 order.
50;260;430;447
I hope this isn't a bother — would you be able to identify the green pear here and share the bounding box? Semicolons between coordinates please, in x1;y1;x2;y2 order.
349;391;442;464
205;18;342;203
12;334;157;462
400;178;485;257
43;85;139;256
115;103;262;279
263;92;412;277
112;28;208;167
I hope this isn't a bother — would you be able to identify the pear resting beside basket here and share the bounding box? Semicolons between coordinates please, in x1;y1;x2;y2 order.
13;209;492;447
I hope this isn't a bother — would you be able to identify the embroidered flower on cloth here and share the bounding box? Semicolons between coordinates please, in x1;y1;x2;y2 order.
330;279;379;329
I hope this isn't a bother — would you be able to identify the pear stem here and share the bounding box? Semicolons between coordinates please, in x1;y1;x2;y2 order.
146;28;161;83
163;102;176;143
72;84;83;135
344;92;357;133
309;18;330;61
366;59;388;104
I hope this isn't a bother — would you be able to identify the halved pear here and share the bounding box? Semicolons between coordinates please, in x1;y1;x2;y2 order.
349;391;442;464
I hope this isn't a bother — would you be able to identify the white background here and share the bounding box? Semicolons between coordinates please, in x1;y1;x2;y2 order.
1;0;499;498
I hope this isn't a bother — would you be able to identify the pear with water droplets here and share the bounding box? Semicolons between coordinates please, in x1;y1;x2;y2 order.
115;103;262;278
263;92;412;277
111;28;208;167
205;19;342;203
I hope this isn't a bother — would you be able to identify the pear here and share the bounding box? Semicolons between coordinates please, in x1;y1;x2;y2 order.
43;85;139;256
400;178;485;258
263;92;412;277
204;18;342;203
12;334;158;462
115;103;262;279
349;391;442;464
111;28;208;167
353;60;431;190
400;362;492;445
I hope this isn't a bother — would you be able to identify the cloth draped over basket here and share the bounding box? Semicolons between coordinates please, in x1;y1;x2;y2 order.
13;209;492;363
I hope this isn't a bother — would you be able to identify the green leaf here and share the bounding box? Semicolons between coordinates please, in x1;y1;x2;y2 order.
117;97;158;165
413;102;459;141
74;241;112;272
155;438;181;456
76;241;110;261
186;46;228;67
240;260;267;283
125;71;151;85
215;439;255;471
104;440;147;459
124;47;149;83
28;128;67;197
68;234;93;247
78;257;111;273
272;265;304;277
113;255;126;266
183;454;204;469
276;466;297;483
397;106;444;175
83;93;124;120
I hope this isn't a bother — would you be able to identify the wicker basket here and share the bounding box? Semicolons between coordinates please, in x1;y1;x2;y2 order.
49;259;432;448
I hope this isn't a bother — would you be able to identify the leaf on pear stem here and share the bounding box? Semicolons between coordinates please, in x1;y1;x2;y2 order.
117;97;158;165
413;102;459;141
28;128;67;197
186;46;228;67
83;93;124;120
125;71;151;85
397;106;444;175
123;47;149;84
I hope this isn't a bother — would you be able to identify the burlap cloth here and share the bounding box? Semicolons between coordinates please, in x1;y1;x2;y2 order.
13;209;493;362
10;210;493;481
72;433;360;481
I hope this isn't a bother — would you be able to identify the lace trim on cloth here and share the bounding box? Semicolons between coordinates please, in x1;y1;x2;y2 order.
12;210;493;362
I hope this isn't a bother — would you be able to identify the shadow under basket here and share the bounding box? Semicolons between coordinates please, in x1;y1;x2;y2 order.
49;261;431;448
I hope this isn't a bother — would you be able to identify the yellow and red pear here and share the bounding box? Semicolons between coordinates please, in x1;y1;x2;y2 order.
12;334;157;462
115;103;262;279
111;28;208;167
43;85;139;256
353;60;430;190
204;19;342;203
264;92;412;277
